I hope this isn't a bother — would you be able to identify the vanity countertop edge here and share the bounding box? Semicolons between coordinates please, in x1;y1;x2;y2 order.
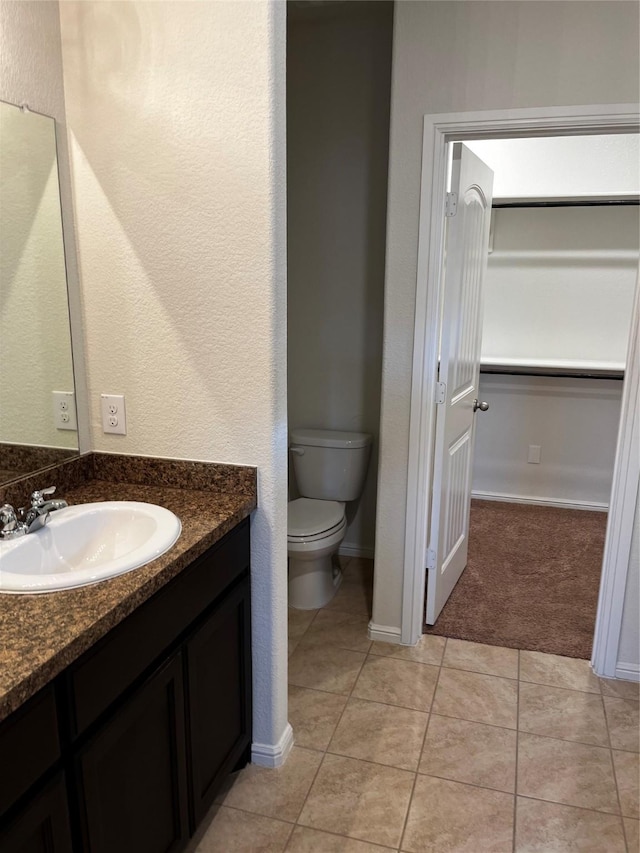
0;453;257;723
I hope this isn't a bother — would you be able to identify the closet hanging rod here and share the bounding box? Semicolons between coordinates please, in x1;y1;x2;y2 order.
480;367;624;380
492;199;639;209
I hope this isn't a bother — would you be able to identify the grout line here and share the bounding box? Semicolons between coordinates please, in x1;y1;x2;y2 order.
220;802;297;826
290;625;369;831
515;793;629;817
513;649;520;853
284;823;397;851
398;656;444;851
519;677;607;696
610;748;631;851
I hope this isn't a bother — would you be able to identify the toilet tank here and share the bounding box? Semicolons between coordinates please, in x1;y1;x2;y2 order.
290;428;372;501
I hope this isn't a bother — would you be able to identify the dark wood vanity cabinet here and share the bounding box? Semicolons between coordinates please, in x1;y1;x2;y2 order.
0;519;251;853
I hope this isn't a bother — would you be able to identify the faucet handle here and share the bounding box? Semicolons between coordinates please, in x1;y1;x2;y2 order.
31;486;56;507
0;504;18;532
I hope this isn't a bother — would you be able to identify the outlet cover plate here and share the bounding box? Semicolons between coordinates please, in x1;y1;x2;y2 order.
52;391;77;431
101;394;127;435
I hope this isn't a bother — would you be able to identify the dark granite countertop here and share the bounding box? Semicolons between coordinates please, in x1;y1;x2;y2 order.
0;454;257;723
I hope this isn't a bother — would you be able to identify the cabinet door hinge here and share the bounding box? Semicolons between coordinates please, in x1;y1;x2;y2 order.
445;192;458;217
435;382;446;404
426;549;437;570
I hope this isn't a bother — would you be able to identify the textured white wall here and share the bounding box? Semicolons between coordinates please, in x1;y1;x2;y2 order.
472;375;622;506
482;207;638;370
60;1;288;754
466;135;640;200
0;104;75;448
287;2;393;557
0;0;87;459
374;0;640;633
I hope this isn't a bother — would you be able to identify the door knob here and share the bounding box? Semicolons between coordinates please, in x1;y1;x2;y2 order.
473;399;489;412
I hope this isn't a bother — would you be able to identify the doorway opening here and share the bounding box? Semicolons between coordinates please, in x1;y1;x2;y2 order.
423;134;638;658
402;105;640;680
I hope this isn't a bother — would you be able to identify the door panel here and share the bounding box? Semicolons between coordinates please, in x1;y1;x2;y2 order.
426;143;494;624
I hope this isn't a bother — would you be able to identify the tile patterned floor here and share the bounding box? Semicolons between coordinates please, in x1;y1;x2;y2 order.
194;557;639;852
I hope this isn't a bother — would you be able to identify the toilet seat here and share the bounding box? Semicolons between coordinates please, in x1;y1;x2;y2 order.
288;498;345;542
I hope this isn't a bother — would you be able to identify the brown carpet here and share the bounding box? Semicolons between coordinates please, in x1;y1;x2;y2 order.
424;500;607;660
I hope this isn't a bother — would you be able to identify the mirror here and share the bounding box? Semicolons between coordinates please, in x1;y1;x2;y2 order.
0;100;78;483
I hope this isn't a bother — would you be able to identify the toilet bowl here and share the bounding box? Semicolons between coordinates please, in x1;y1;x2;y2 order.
287;427;372;610
287;498;346;610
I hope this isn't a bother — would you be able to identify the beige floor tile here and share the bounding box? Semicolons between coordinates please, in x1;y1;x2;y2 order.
195;807;293;852
520;650;601;694
443;638;518;679
341;558;374;583
223;746;322;822
352;656;438;711
604;697;640;752
600;678;640;701
302;610;372;653
419;714;516;793
612;750;640;819
289;637;301;658
369;635;445;666
402;775;514;853
324;579;373;617
328;697;428;770
517;732;619;814
288;686;348;751
518;681;609;746
432;667;518;729
286;826;393;852
288;607;317;642
288;642;366;695
515;797;626;853
624;817;640;852
299;753;413;848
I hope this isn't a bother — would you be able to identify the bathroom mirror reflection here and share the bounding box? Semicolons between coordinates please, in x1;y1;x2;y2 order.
0;99;78;483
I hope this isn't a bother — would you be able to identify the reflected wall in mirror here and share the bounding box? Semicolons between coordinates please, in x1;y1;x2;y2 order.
0;100;78;483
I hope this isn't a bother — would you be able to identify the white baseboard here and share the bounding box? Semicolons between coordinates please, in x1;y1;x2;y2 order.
368;621;402;644
339;543;375;559
614;662;640;683
471;490;608;513
251;722;294;768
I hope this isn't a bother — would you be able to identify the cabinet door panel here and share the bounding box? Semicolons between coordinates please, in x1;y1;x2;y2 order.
0;687;60;816
0;773;72;853
77;653;188;853
186;579;251;828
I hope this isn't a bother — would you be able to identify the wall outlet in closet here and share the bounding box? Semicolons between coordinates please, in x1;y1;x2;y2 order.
528;445;542;464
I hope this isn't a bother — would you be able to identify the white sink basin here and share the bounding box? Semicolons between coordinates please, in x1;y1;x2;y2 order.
0;501;181;594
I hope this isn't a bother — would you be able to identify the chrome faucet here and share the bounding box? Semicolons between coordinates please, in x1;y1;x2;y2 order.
0;487;68;540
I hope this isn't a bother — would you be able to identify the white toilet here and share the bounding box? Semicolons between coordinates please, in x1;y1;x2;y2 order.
288;428;372;610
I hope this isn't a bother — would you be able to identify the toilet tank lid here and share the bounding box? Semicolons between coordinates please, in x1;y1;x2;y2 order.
290;428;372;449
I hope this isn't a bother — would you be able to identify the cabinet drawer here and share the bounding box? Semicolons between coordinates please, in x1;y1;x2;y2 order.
0;686;60;816
64;519;249;738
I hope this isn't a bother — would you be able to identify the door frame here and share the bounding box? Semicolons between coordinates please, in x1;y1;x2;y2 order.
403;104;640;680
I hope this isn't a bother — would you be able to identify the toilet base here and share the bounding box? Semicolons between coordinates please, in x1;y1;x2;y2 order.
288;553;343;610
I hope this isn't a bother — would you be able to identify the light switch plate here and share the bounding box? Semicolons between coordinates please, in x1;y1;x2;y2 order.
528;444;542;464
52;391;77;431
101;394;127;435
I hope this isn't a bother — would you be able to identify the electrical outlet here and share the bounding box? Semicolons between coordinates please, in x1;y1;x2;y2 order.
101;394;127;435
52;391;77;430
528;445;542;464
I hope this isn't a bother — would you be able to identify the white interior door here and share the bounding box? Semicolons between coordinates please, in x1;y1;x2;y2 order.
425;143;494;625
